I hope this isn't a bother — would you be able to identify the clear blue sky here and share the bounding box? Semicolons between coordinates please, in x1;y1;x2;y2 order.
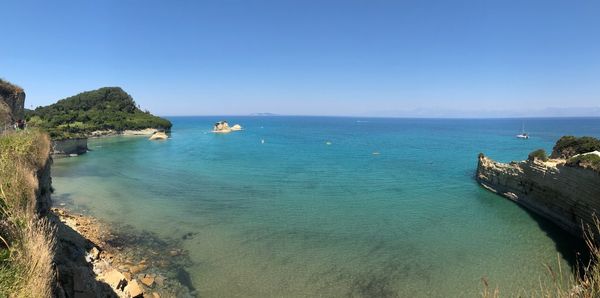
1;0;599;117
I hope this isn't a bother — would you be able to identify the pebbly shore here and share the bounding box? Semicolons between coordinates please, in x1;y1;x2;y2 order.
51;207;197;297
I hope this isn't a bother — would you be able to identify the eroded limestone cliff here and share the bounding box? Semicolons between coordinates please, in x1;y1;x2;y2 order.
476;154;600;237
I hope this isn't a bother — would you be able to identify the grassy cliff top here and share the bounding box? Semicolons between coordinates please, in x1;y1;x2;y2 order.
525;136;600;173
0;130;54;296
551;136;600;159
26;87;172;140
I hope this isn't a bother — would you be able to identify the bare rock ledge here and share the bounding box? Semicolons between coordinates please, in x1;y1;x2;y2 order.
476;154;600;237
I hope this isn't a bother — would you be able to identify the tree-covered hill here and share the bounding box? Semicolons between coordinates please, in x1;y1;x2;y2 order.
26;87;172;139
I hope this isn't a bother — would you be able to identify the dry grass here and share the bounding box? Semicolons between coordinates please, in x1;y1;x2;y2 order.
482;217;600;298
5;218;56;298
0;130;55;297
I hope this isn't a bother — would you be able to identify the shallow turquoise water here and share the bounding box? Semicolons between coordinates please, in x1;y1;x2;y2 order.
52;117;600;297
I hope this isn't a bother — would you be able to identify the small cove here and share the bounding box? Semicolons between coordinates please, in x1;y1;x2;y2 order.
52;116;599;297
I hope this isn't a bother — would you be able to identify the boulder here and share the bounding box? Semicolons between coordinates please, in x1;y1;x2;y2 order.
154;275;165;287
230;124;243;131
126;279;144;297
103;269;126;290
149;131;168;140
213;121;232;133
87;246;101;261
141;275;155;287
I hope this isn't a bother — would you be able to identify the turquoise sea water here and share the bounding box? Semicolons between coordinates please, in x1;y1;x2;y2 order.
52;117;600;297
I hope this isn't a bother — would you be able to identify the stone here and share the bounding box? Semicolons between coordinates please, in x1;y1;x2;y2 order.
123;271;132;281
155;275;165;287
230;124;242;131
149;131;168;140
213;121;232;133
141;275;155;287
89;246;101;261
130;263;148;274
103;269;126;289
126;279;144;298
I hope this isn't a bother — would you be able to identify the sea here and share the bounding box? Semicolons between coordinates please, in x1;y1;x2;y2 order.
51;116;600;297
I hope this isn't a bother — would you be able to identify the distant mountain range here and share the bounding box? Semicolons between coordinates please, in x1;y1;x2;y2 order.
362;107;600;118
249;112;279;116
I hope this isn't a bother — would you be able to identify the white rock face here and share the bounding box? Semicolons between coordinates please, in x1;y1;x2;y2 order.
213;121;242;133
476;154;600;237
122;128;158;136
149;131;168;140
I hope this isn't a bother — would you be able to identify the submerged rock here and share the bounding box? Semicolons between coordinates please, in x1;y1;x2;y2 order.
141;275;155;287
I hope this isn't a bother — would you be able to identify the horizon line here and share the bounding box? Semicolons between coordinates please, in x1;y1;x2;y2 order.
159;114;600;120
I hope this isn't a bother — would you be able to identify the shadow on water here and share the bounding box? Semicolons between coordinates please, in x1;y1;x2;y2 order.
473;178;588;272
518;205;590;272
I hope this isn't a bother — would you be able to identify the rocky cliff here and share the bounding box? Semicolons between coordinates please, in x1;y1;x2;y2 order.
52;138;88;157
35;156;53;216
476;154;600;237
0;79;25;126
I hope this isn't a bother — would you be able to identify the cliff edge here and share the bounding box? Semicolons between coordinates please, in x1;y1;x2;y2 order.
476;153;600;237
0;79;25;127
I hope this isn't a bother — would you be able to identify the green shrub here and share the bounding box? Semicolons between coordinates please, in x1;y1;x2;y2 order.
551;136;600;159
528;149;549;162
566;154;600;173
25;87;172;140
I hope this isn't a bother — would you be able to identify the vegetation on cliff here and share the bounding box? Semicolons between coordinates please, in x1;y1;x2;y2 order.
551;136;600;159
0;79;23;97
566;154;600;174
0;79;24;126
528;149;549;162
25;87;172;140
0;130;55;297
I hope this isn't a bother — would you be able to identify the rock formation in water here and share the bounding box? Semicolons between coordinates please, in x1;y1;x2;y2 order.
213;121;242;133
149;131;168;140
52;138;89;157
476;153;600;237
0;79;25;127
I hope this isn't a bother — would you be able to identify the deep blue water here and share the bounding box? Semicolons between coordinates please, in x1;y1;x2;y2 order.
52;117;600;297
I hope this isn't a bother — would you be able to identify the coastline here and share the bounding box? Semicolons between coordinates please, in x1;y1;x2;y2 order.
52;207;196;297
53;128;166;157
89;128;162;138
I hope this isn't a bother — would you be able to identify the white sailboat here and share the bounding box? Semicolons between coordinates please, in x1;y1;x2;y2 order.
516;123;529;139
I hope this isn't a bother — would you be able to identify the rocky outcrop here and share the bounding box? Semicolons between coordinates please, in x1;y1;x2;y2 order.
0;79;25;127
52;138;88;157
476;154;600;237
213;121;242;133
35;156;53;216
149;131;168;140
122;128;158;136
